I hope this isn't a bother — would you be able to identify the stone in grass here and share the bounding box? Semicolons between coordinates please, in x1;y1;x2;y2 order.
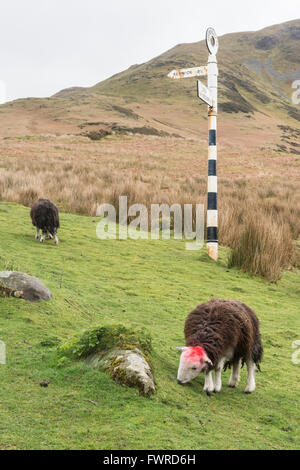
0;271;52;302
86;348;156;396
59;324;155;396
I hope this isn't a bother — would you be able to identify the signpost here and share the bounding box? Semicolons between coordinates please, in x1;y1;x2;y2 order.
168;27;219;262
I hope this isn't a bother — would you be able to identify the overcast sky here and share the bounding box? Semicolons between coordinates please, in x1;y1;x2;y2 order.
0;0;299;103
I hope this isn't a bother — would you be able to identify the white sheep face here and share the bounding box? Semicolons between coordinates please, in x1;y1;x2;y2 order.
176;346;212;384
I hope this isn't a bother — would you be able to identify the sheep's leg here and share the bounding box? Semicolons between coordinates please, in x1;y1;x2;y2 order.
214;358;225;392
228;359;241;388
214;369;222;392
47;232;53;239
203;370;214;394
40;232;46;243
245;359;256;394
54;233;58;245
35;228;40;240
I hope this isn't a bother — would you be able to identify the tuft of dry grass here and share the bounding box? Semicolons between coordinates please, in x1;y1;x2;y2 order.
227;212;297;281
219;184;300;280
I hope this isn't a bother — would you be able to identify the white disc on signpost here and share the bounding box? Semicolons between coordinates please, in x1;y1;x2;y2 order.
206;28;218;55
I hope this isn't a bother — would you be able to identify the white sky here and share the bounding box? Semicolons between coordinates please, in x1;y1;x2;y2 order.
0;0;299;102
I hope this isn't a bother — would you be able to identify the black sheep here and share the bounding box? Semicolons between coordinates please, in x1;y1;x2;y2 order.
30;199;60;245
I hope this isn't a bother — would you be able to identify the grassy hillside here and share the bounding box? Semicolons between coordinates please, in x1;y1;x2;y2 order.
0;203;299;450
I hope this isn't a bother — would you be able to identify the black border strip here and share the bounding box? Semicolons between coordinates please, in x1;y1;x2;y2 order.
207;192;217;210
209;129;216;146
208;159;217;176
207;226;218;242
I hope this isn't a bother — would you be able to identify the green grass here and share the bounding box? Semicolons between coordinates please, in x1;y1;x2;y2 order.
0;203;299;450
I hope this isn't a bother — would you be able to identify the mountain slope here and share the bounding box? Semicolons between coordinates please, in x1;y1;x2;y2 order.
0;19;299;155
90;19;300;108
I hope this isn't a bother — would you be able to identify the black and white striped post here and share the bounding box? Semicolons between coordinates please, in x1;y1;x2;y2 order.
205;28;219;261
168;27;219;261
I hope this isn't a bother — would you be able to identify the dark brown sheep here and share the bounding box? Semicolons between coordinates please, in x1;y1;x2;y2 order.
176;299;263;394
30;199;60;245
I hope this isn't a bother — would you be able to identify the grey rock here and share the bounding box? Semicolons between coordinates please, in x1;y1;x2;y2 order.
86;348;155;396
0;271;52;302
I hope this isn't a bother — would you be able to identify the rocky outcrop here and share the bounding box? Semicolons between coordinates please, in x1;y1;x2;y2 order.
0;271;52;302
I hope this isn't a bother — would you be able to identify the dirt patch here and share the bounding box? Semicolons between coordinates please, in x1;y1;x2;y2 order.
219;72;270;113
255;36;279;50
111;105;140;120
283;105;300;122
83;129;112;141
111;124;178;138
276;125;300;155
78;121;107;129
289;26;300;40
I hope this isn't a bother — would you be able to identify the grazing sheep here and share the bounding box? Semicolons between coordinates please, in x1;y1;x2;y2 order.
30;199;60;245
177;299;263;394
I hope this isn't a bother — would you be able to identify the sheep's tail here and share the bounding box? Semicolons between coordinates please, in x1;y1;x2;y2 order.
252;337;263;371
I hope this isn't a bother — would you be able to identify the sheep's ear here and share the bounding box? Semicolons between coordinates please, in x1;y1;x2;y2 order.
176;346;187;352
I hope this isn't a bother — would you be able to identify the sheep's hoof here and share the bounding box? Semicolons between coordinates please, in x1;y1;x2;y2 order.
206;391;212;397
228;384;236;388
244;390;252;394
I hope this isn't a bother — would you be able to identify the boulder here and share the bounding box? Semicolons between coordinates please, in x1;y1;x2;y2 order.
59;324;155;395
86;348;156;396
0;271;52;302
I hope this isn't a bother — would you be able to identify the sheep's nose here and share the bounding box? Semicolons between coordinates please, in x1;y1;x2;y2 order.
177;379;183;385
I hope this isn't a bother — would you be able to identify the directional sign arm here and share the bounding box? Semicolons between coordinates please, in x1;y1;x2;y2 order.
197;80;213;107
167;66;207;79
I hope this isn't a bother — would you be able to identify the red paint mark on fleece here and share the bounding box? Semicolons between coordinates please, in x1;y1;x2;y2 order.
184;346;205;363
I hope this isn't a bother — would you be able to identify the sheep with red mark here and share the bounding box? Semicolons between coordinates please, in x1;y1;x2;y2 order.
30;199;60;245
177;299;263;394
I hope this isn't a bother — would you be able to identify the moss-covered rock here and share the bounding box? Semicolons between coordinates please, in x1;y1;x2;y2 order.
58;324;155;396
59;324;152;358
86;348;156;396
